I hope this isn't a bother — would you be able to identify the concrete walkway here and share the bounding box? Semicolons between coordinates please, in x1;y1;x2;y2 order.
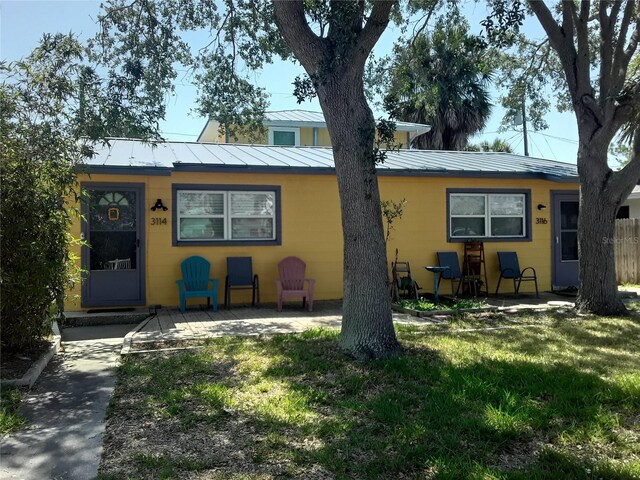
0;324;133;480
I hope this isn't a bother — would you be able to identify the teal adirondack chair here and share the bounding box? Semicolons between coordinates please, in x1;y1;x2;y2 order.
176;256;219;313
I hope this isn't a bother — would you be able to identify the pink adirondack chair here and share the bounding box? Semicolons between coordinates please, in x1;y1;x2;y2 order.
275;256;315;312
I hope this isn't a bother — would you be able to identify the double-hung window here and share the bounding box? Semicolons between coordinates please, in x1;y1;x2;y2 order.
174;186;279;245
449;190;529;240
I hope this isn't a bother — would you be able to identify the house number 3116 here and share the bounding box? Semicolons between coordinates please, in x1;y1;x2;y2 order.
151;217;167;225
535;217;548;225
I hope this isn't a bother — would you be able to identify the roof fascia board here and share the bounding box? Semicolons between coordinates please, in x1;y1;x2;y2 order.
81;166;172;176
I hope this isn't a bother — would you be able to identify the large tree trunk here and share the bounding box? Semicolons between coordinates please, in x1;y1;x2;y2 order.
576;149;627;315
317;76;401;359
271;0;401;359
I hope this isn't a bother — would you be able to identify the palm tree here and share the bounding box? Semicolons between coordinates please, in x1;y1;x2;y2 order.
384;18;493;150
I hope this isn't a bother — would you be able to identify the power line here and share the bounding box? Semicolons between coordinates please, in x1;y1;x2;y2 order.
537;132;559;161
536;132;579;144
159;131;198;138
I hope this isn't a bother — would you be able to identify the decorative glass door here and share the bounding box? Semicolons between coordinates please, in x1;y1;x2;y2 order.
82;184;145;307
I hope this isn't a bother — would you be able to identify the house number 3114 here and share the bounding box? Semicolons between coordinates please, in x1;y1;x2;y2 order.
151;217;167;225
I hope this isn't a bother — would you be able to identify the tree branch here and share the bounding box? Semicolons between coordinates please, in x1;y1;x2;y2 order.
611;0;639;94
354;1;396;64
570;0;592;92
599;1;614;100
272;0;324;72
607;126;640;200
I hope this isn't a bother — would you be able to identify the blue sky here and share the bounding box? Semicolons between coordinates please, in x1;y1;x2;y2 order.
1;0;581;163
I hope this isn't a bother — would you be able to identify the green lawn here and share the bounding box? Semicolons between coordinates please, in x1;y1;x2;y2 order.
100;312;640;479
0;387;26;434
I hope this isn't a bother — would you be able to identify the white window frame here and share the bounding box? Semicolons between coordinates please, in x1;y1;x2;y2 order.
268;127;300;146
177;190;277;242
450;193;526;239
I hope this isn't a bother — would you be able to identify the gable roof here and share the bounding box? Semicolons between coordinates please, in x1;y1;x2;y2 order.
85;139;578;181
262;109;431;133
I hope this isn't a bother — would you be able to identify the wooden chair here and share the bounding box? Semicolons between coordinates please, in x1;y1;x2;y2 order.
224;257;259;308
275;256;315;312
495;252;539;297
176;256;219;313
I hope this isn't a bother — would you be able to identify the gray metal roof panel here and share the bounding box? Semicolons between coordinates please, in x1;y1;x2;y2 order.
86;139;578;179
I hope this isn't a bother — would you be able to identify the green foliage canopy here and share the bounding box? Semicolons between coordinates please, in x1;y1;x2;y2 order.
0;33;158;351
368;15;493;150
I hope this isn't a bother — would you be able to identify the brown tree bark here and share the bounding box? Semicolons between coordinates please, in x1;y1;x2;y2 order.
273;1;401;358
318;76;401;359
576;153;627;314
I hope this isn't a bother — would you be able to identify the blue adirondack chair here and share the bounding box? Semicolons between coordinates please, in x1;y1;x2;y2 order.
176;256;219;313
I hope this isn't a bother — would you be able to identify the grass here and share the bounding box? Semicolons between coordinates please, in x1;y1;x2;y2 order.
398;297;488;311
100;311;640;479
0;387;26;434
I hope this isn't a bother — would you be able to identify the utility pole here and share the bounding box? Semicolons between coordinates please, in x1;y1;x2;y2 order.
521;100;529;156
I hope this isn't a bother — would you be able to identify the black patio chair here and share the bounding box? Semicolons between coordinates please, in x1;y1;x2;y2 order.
495;251;539;297
224;257;260;308
437;251;462;295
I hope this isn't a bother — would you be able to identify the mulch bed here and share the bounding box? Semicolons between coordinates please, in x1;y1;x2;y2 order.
1;339;53;380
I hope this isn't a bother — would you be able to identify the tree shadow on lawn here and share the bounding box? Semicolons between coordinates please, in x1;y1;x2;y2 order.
452;316;640;377
255;331;639;479
101;328;640;480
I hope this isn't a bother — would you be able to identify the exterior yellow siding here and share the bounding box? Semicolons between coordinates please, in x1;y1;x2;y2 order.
65;171;578;311
199;121;410;148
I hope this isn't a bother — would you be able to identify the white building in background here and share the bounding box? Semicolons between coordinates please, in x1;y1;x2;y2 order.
619;186;640;219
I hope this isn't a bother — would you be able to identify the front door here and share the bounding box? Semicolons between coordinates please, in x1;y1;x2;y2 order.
81;183;145;307
552;192;580;288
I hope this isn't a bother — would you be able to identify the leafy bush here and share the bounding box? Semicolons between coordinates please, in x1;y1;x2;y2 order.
0;36;89;352
1;33;159;352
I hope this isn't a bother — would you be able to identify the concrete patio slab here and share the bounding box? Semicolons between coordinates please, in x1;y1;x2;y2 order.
121;296;582;353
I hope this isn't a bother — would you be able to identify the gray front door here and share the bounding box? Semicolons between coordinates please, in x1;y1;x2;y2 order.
81;184;145;307
552;192;579;288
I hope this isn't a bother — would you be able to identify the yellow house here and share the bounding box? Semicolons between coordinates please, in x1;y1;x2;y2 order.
197;109;431;148
66;122;579;311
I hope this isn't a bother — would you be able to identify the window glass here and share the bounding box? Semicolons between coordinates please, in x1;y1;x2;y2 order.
230;192;274;216
273;131;296;146
179;192;224;216
451;218;485;237
561;231;578;260
490;195;524;215
88;190;137;270
176;189;277;242
560;201;579;230
231;218;274;239
491;217;524;236
449;192;527;239
179;218;224;240
450;195;485;215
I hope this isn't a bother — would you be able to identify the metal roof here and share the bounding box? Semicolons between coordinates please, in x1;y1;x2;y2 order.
86;139;579;181
263;110;431;133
